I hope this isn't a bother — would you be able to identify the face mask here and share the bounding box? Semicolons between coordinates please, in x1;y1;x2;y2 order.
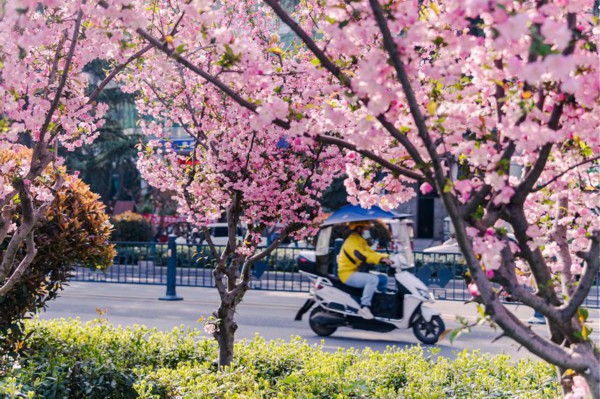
362;230;371;240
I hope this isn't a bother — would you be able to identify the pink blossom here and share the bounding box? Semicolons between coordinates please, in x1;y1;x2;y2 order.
496;13;530;42
541;18;572;51
493;186;515;205
565;376;591;399
468;283;480;297
420;182;433;195
203;323;217;335
454;179;472;202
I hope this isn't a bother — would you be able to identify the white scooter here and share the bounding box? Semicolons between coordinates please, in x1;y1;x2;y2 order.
295;253;445;344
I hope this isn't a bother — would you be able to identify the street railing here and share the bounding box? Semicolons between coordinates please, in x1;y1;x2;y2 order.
71;240;600;308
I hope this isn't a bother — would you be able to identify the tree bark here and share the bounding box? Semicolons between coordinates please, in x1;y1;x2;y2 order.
585;359;600;399
215;302;237;367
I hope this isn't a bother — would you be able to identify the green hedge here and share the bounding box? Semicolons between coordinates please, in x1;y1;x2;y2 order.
1;319;559;398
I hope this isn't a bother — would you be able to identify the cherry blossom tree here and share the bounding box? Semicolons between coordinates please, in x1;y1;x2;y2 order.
115;4;344;366
0;1;150;316
100;0;598;394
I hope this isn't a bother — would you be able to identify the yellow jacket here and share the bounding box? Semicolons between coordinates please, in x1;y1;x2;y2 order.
337;232;388;283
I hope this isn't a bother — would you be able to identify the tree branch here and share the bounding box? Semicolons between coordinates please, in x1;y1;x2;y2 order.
513;101;563;204
263;0;428;171
47;30;68;93
367;0;430;156
533;155;600;192
506;206;562;307
202;226;219;259
243;222;303;279
315;134;424;181
550;195;574;296
513;143;554;205
0;181;37;282
561;230;600;320
135;27;291;130
88;42;156;104
0;233;37;296
39;5;84;143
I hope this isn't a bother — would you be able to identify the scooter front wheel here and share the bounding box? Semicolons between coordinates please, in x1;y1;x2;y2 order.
309;307;338;337
412;315;445;344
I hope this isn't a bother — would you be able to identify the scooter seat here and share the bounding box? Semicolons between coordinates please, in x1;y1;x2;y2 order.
327;275;364;297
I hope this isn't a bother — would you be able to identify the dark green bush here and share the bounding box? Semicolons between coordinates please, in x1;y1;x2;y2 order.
1;319;560;399
111;212;154;242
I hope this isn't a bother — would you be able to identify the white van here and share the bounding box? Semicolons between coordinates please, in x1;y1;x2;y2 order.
206;223;268;247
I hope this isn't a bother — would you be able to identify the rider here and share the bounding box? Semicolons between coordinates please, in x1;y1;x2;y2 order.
337;221;392;320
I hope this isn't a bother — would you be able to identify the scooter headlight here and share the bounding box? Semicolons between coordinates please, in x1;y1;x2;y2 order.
417;288;434;302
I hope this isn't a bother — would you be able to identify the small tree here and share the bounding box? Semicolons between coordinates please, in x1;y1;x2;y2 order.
0;1;149;308
128;43;343;365
0;148;114;361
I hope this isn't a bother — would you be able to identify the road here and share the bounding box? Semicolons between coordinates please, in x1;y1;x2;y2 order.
39;282;599;360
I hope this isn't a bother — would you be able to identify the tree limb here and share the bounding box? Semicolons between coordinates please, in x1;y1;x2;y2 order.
39;5;84;143
88;43;156;104
532;155;600;193
561;230;600;320
0;181;37;282
264;0;428;171
0;233;37;296
315;134;424;181
47;30;69;94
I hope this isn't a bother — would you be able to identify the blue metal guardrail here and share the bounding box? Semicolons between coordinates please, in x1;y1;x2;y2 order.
72;238;600;308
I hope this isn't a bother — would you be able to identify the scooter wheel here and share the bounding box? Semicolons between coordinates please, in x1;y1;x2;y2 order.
309;307;338;337
412;315;445;345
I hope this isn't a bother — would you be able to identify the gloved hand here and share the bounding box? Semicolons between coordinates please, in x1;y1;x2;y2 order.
381;257;393;266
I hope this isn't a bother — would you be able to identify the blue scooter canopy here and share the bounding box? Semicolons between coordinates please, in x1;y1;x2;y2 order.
321;204;411;227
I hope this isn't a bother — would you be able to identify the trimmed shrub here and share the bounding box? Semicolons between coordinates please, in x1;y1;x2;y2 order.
1;319;560;399
111;211;154;242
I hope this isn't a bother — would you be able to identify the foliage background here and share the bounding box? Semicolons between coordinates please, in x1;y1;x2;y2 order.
1;319;560;399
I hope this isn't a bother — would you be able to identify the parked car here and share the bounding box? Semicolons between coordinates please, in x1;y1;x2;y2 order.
423;234;517;255
423;238;462;254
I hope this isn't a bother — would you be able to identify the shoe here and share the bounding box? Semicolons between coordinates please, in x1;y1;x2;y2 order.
358;306;374;320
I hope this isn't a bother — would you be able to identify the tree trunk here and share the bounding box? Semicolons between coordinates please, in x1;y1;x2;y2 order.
215;302;237;367
585;359;600;399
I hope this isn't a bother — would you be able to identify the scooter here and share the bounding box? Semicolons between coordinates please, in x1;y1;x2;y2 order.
295;253;445;344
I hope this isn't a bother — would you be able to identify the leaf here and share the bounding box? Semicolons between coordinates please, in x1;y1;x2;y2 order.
430;2;441;16
438;329;452;341
582;325;590;340
427;101;437;116
562;369;576;377
578;308;589;323
492;79;507;90
310;58;321;66
522;91;533;99
449;328;463;343
443;179;453;193
267;47;284;55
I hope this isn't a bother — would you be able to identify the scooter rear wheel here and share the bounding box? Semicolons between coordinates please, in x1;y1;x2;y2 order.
309;307;338;337
412;315;445;344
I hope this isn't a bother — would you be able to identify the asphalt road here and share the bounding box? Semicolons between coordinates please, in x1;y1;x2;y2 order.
38;282;600;361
